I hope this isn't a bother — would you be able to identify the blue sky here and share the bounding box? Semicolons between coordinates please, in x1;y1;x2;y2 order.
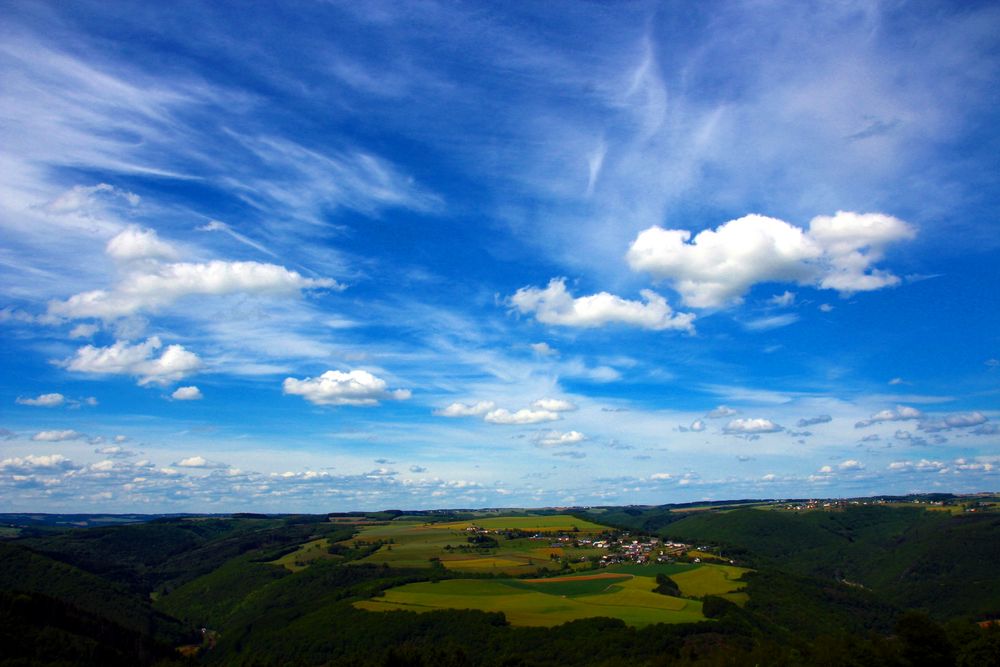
1;0;998;512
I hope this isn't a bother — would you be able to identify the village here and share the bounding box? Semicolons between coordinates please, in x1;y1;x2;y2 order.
462;524;705;566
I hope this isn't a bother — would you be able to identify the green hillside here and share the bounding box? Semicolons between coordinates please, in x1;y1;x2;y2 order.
661;506;1000;619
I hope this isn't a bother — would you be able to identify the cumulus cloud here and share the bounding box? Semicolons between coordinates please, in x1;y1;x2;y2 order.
723;418;783;435
650;472;673;480
626;211;915;308
838;459;865;471
689;419;706;432
16;393;65;407
855;405;923;428
919;411;988;432
536;430;586;447
953;458;995;472
31;429;83;442
282;370;411;406
510;278;694;332
409;465;427;473
63;337;201;386
106;226;179;262
175;456;228;469
531;398;577;412
888;459;947;473
797;415;832;427
170;386;203;401
434;401;496;417
0;454;77;472
484;408;560;425
50;259;342;320
705;405;738;419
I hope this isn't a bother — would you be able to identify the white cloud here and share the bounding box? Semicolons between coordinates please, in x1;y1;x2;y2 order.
626;211;915;308
767;291;796;307
530;342;558;357
282;370;411;406
889;377;905;385
723;418;783;434
510;278;694;332
761;473;777;482
434;401;496;417
536;430;586;447
0;454;77;472
819;303;834;312
106;226;179;262
855;405;923;428
171;386;203;401
838;459;865;471
689;419;706;432
63;337;201;386
919;411;988;432
68;324;99;339
888;459;947;473
409;465;427;473
531;398;577;412
50;260;342;320
953;458;995;472
743;314;799;331
484;408;560;425
16;393;65;407
705;405;738;418
650;472;673;480
95;445;134;458
31;429;83;442
175;456;228;469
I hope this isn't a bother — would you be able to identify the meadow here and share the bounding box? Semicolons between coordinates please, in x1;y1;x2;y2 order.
356;571;706;627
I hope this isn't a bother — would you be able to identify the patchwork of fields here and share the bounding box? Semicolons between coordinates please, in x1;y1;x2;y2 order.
344;514;608;574
357;560;749;627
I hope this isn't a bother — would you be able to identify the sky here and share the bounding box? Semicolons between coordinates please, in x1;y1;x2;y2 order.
1;0;998;512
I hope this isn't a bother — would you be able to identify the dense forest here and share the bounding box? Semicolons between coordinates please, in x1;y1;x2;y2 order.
2;500;999;666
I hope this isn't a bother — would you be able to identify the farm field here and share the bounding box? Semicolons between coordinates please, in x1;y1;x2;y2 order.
270;537;341;572
356;571;705;627
344;514;610;574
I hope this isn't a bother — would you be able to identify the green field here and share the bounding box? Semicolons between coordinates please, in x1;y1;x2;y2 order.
345;514;610;574
356;572;705;627
670;564;750;604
